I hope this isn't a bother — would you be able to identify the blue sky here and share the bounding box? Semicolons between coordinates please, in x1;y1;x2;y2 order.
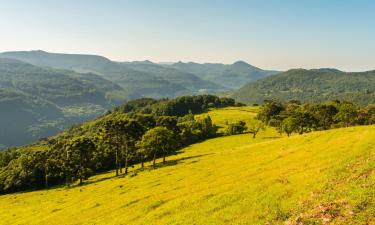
0;0;374;71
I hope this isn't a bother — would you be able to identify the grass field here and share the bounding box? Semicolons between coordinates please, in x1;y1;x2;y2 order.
0;108;374;225
196;106;260;133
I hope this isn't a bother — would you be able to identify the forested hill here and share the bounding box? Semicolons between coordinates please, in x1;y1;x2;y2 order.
0;50;281;95
0;51;226;99
167;61;279;89
232;68;375;105
0;58;124;147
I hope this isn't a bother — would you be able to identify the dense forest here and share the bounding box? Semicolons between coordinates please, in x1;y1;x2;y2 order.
232;68;375;105
1;95;374;194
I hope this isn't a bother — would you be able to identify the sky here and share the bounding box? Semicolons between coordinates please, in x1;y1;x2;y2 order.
0;0;374;71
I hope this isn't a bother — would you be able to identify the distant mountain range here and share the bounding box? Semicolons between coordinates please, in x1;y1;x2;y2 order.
168;61;279;89
0;50;276;148
1;50;374;148
232;68;375;105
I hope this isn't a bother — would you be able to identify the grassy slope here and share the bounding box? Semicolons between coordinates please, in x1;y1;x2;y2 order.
0;109;374;225
195;106;261;133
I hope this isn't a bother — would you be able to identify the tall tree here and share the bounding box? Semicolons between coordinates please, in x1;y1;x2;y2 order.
65;137;95;185
120;120;144;175
103;119;125;176
138;127;177;169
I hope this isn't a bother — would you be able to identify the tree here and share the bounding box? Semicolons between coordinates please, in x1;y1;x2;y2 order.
135;145;147;169
247;119;266;138
120;120;144;175
103;119;123;176
226;121;247;135
130;113;156;130
195;116;218;139
282;117;298;137
138;127;177;169
65;137;95;185
311;104;338;130
357;105;375;125
257;99;285;124
334;102;358;127
295;110;317;134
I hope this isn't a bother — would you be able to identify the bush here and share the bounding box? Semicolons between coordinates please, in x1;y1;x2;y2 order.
226;121;247;135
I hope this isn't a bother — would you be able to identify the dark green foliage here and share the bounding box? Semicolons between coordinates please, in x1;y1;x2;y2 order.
137;127;177;169
65;137;96;185
256;99;285;125
233;69;375;105
115;95;237;116
0;148;20;168
226;121;247;135
257;99;375;137
334;102;358;127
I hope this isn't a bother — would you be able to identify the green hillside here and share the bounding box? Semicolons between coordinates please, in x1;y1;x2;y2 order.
0;58;124;147
0;88;62;148
0;121;373;224
169;61;279;89
232;68;375;105
0;51;225;98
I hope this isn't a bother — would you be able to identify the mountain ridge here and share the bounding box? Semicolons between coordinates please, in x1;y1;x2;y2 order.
232;68;375;105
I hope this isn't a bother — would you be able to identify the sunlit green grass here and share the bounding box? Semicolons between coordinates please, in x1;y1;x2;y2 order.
196;106;260;133
0;108;374;225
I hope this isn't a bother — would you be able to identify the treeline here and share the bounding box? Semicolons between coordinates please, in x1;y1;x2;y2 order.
114;95;244;116
0;95;238;193
257;99;375;136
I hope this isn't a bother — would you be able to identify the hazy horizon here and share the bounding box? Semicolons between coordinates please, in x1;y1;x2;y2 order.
1;0;375;71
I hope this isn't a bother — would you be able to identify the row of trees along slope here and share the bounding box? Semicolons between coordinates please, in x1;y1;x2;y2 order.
257;99;375;136
0;95;241;193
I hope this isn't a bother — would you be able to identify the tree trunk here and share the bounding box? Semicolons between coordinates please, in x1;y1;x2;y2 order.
141;155;144;169
115;149;119;177
153;152;156;169
163;152;166;163
79;164;83;185
44;166;49;188
79;154;83;185
125;157;129;175
45;174;49;188
252;132;256;138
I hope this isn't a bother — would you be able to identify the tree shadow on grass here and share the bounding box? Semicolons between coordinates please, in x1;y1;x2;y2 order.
134;153;214;173
80;153;214;187
260;136;283;140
